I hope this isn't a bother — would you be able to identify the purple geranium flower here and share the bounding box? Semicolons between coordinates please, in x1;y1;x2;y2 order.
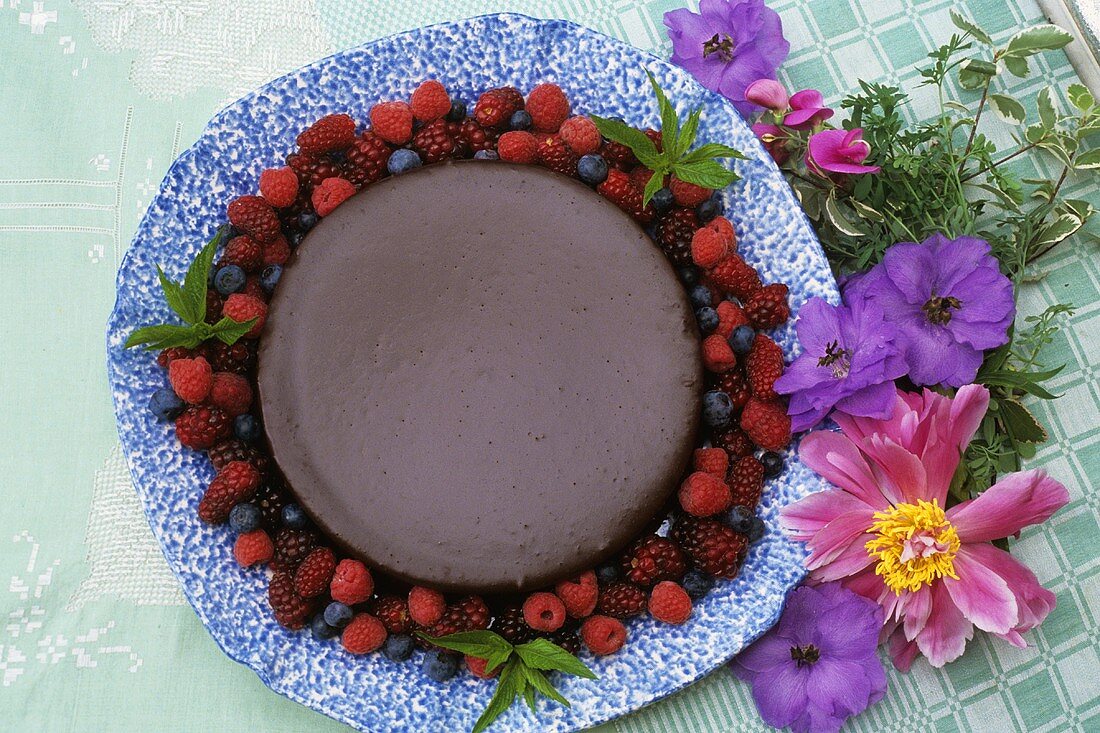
664;0;790;117
774;296;907;432
847;233;1015;387
731;583;886;733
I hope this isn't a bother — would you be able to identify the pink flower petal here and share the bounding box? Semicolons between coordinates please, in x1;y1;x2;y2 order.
862;435;929;504
805;512;876;569
944;546;1018;634
947;470;1069;544
780;489;874;541
915;580;973;667
961;542;1056;633
887;625;920;672
810;533;876;581
901;585;932;640
922;385;989;501
799;431;891;510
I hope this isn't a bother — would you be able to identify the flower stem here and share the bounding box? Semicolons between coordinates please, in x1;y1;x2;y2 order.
961;142;1041;182
963;82;990;159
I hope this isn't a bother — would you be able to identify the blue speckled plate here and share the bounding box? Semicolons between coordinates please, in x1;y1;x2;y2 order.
106;13;837;733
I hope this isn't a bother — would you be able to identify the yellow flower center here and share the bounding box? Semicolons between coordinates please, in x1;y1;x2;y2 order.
865;499;960;595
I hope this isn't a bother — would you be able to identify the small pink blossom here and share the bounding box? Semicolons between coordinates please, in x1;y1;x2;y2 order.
806;128;880;175
752;123;790;165
745;78;789;111
783;89;834;129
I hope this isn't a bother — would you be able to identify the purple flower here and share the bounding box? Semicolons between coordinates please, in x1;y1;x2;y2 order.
774;296;907;432
664;0;790;117
806;128;880;175
732;583;886;733
745;78;789;110
847;234;1015;387
783;89;834;129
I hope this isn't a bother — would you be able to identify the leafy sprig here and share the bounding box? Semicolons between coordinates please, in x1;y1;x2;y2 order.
417;630;597;733
591;70;747;205
124;228;256;350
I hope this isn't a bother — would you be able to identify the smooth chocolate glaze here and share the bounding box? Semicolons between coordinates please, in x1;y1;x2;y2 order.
257;160;702;594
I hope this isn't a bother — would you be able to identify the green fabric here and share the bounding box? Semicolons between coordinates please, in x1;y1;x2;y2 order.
1;1;1097;731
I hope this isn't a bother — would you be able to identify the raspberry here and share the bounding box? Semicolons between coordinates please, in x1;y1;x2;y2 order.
408;586;446;626
643;128;664;151
741;398;792;451
410;80;451;122
630;165;659;192
580;615;627;655
679;471;732;517
219;235;264;272
600;139;637;170
534;133;578;176
427;596;490;637
311;176;356;217
296;113;356;155
474;88;520;129
712;425;755;458
710;254;762;301
596;581;646;618
693;447;729;478
261;235;290;266
713;368;751;410
272;527;316;572
252;480;290;529
454;118;496;156
745;283;791;329
168;356;212;404
523;592;567;632
649;581;692;624
268;571;313;629
227;195;281;242
242;275;267;302
222;293;267;338
707;216;737;251
330;558;374;605
559;116;601;155
497;131;538;163
175;405;232;450
343;132;392;186
293;547;336;598
286;151;342;190
371;595;411;634
465;655;500;679
621;535;687;587
715;301;750;339
554;571;598;618
207;372;252;416
526;83;571;132
342;613;387;653
691;226;728;268
369;101;414;144
492;606;533;644
655;207;699;266
597;168;655;223
670;176;714;207
702;333;737;373
412;119;456;164
208;438;269;474
205;290;223;324
746;334;784;400
728;455;765;508
258;167;300;209
672;515;747;578
198;460;261;523
234;529;274;567
157;346;195;368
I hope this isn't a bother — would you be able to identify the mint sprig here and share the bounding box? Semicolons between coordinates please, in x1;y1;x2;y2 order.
418;631;597;733
591;70;748;206
125;227;257;350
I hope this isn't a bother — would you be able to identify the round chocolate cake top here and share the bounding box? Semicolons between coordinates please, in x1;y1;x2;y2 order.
258;160;702;594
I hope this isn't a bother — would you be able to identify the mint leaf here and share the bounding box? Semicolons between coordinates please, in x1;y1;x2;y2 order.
675;108;701;159
182;230;223;325
522;684;537;712
416;630;513;660
646;70;679;157
472;659;523;733
641;170;665;207
1003;25;1073;58
590;115;662;169
524;667;571;708
209;316;258;345
156;265;197;324
514;638;597;679
679;143;748;164
671;160;739;190
483;647;513;676
124;324;204;350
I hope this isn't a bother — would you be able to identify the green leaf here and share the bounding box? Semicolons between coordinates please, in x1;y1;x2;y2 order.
999;399;1048;443
1068;83;1095;112
483;647;513;676
675;108;702;159
523;668;571;708
641;170;665;207
679;143;748;164
958;58;998;90
181;230;223;325
1074;147;1100;169
124;323;204;350
848;198;885;222
416;630;513;660
950;10;993;45
156;266;195;324
1003;25;1074;58
513;638;598;679
472;659;523;733
989;94;1026;124
824;192;867;237
1004;55;1030;78
590;115;662;169
646;70;680;158
1038;139;1074;167
1037;87;1057;129
670;160;738;190
209;316;258;345
1037;212;1085;248
522;685;537;713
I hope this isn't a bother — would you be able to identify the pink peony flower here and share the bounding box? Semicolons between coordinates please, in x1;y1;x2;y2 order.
780;385;1068;670
752;123;790;165
745;78;789;111
783;89;834;129
806;128;880;175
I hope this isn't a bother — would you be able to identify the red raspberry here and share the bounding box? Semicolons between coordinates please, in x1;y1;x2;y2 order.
672;516;747;578
559;115;601;155
272;528;316;572
534;133;578;176
649;581;692;625
629;165;659;192
296;113;356;155
600;139;637;170
497;131;538;163
412;119;456;164
702;333;737;373
157;346;195;368
713;425;755;459
621;535;687;587
219;235;264;272
244;277;267;302
596;581;646;618
713;367;752;410
427;596;490;637
222;293;267;338
198;460;261;523
741;398;792;451
670;176;714;206
206;339;257;375
168;356;212;404
371;595;411;634
227;195;281;243
343;132;392;186
268;571;313;629
474;88;520;129
745;283;791;329
293;547;337;598
453;118;497;156
729;455;765;508
679;471;732;517
580;615;627;655
691;226;728;268
410;80;451;122
207;438;268;475
715;301;750;338
369;101;413;144
342;613;387;653
258;167;300;209
261;235;290;266
330;559;374;605
175;405;232;450
465;655;500;679
693;447;729;478
526;83;570;132
554;571;598;618
711;254;762;301
746;334;784;400
207;372;252;416
408;586;445;626
655;207;699;266
523;592;567;632
311;176;356;217
707;216;737;251
233;529;274;567
286;151;342;190
597;168;655;223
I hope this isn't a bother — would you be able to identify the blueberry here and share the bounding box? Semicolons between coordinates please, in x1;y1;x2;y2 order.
288;230;305;249
148;388;184;421
324;601;354;629
219;223;240;241
681;570;715;600
696;306;719;334
509;110;532;130
748;516;766;543
382;634;415;662
678;266;701;286
423;649;459;681
281;503;309;529
298;211;318;232
473;149;499;160
234;414;261;443
445;99;467;122
596;564;620;584
650;187;675;216
310;613;339;640
760;451;784;479
729;324;756;355
696;196;721;223
689;284;713;309
387;149;422;175
726;504;754;534
702;390;733;429
576;154;609;186
214;265;246;296
229;503;262;534
260;264;282;293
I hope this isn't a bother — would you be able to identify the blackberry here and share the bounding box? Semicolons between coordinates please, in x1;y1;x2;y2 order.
412;119;456;164
253;480;290;530
286;151;341;190
426;596;490;638
492;605;533;644
621;535;687;587
601;140;637;170
542;626;581;655
671;515;747;578
596;581;647;619
207;438;269;475
343;131;392;186
272;527;316;572
712;425;754;458
205;290;223;324
372;595;413;635
268;571;313;629
205;339;257;375
655;207;699;267
712;368;751;410
455;118;497;157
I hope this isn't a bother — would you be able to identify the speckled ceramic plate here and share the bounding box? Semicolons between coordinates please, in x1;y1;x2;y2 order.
106;13;837;733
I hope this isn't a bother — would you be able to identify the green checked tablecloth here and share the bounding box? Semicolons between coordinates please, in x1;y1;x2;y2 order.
2;1;1098;730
